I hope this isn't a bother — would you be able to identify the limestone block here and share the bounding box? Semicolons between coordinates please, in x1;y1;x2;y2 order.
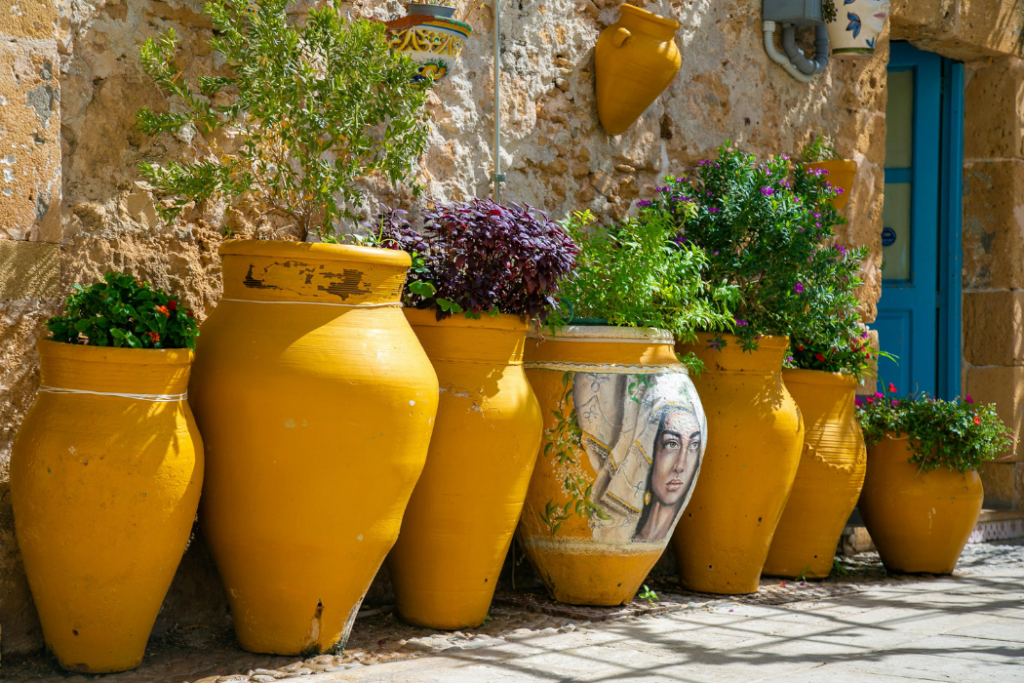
891;0;958;40
0;241;59;301
965;59;1024;161
979;461;1020;507
966;365;1024;462
963;291;1024;367
893;0;1024;61
962;160;1024;290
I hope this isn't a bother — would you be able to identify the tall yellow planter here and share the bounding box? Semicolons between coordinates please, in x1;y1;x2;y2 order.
11;341;203;673
672;334;804;594
859;436;984;574
595;5;681;136
189;240;438;655
518;326;707;605
764;369;866;579
388;310;543;629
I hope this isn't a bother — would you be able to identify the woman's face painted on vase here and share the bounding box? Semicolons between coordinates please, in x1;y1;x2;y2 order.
861;0;891;38
650;410;701;508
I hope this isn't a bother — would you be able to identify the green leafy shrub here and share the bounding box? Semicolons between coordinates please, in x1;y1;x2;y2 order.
648;145;845;351
802;132;842;162
785;242;876;380
547;208;735;367
856;385;1014;473
136;0;431;236
47;272;199;350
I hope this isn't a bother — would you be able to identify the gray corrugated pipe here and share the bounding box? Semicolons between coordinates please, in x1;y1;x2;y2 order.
763;21;814;83
782;23;830;75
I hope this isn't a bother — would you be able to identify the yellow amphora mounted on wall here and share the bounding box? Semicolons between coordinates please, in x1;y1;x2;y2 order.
518;325;707;605
595;5;682;136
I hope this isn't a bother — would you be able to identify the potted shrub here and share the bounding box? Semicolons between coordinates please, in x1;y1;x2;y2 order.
763;242;873;579
372;199;576;629
385;0;473;85
11;273;202;673
856;388;1013;574
136;0;440;655
516;205;732;606
802;133;857;210
651;146;845;595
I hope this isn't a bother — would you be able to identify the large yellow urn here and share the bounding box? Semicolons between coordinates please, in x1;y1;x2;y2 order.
518;325;707;605
595;5;681;136
189;240;438;655
858;435;984;574
11;341;203;673
387;309;543;629
763;369;866;579
672;334;804;594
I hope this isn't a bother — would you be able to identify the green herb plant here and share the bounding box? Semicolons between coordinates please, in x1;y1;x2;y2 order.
638;585;659;604
136;0;431;237
548;208;736;371
856;385;1014;473
47;272;199;350
802;133;842;162
648;145;845;352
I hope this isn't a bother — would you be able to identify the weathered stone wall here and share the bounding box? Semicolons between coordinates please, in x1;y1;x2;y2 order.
2;0;891;655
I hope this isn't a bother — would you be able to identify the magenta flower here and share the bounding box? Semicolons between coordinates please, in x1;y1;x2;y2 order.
708;206;720;213
760;187;774;197
636;200;651;208
965;394;974;404
794;282;804;294
855;397;864;407
735;319;748;326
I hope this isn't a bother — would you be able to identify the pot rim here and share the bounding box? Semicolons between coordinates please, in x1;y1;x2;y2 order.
37;338;194;366
404;307;529;332
781;367;859;387
219;239;412;268
528;324;674;344
619;4;682;32
803;159;858;172
688;331;791;351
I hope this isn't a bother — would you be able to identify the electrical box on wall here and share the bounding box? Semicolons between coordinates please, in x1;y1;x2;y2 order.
763;0;824;26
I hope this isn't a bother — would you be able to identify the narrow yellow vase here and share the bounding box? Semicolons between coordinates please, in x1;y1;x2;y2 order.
595;5;681;136
764;369;866;579
804;160;858;210
519;326;707;605
189;240;439;655
11;341;203;673
387;309;543;629
859;435;984;574
672;334;804;594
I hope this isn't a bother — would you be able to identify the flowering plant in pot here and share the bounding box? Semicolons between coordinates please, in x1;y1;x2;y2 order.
801;133;857;211
764;240;875;579
136;0;441;655
648;145;848;594
12;272;203;673
516;205;730;606
369;197;577;629
855;387;1013;574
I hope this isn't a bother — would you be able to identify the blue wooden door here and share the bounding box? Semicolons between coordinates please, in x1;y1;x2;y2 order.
874;43;962;398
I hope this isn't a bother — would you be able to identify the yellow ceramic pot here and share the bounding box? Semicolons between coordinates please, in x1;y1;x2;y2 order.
519;325;707;605
859;435;984;574
804;160;858;210
763;369;866;579
189;240;438;655
672;334;804;594
388;309;543;629
11;341;203;673
595;5;681;136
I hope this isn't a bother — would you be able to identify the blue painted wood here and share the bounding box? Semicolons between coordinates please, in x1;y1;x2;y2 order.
874;43;963;399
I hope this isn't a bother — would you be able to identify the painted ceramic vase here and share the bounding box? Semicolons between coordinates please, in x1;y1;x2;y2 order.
189;240;439;655
827;0;891;56
859;435;983;574
385;8;472;86
804;159;858;210
388;310;543;629
11;341;203;673
763;369;866;579
672;334;804;594
595;5;681;136
518;326;707;606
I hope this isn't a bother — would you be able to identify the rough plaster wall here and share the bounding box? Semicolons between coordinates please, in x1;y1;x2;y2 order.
0;0;894;654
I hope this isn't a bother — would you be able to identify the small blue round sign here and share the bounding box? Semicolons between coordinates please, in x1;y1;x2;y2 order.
881;227;896;247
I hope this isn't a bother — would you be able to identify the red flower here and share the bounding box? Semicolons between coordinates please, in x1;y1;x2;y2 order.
155;305;170;318
974;415;981;425
168;300;178;311
888;383;897;393
815;352;825;362
185;311;194;318
796;346;804;351
147;331;160;343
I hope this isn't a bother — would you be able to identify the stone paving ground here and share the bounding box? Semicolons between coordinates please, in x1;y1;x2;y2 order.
3;543;1022;683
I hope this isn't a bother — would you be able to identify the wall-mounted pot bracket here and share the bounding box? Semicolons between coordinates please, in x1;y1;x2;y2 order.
763;0;830;82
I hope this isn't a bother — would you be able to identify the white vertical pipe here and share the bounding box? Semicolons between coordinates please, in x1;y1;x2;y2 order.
493;0;502;203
